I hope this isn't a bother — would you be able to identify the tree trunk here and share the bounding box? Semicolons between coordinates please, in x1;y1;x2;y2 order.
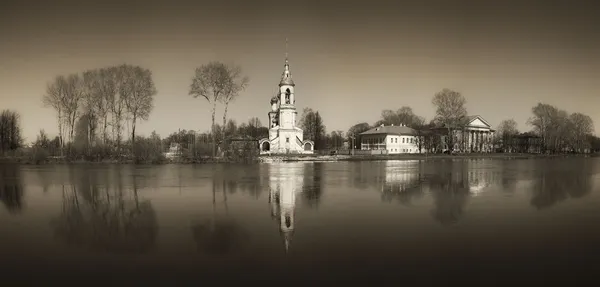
211;100;217;157
57;110;64;157
223;101;229;138
103;114;108;144
447;127;452;153
131;114;137;154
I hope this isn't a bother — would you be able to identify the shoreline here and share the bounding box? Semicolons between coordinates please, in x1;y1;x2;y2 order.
0;152;597;165
266;152;599;163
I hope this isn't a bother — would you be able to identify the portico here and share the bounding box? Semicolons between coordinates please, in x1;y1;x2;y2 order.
456;115;495;153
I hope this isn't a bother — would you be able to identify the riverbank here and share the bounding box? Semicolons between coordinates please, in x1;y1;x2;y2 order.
1;152;597;165
0;155;233;165
264;152;600;163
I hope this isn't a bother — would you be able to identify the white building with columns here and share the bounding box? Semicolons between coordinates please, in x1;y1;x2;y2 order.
440;115;496;153
259;54;314;155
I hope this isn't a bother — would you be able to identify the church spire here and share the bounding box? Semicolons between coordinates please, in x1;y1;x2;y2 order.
280;38;295;86
285;37;289;65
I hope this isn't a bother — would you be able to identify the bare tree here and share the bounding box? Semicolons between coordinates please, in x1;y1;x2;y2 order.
82;69;102;148
569;112;594;152
496;119;519;152
63;73;85;145
42;75;68;154
527;103;556;152
346;122;371;150
121;65;157;148
432;89;467;152
374;106;425;128
0;110;23;153
189;61;232;157
96;67;117;144
220;64;249;135
110;66;128;153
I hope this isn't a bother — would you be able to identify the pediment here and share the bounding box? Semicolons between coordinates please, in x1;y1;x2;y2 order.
468;116;491;128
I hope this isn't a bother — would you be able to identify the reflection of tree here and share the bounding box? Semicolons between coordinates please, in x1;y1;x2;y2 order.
220;164;263;199
191;176;249;255
530;160;594;209
51;167;158;254
302;163;324;208
381;180;424;206
426;161;471;225
429;172;471;225
0;164;24;213
499;161;518;193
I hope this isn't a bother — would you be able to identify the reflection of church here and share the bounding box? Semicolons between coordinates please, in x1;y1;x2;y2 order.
259;43;314;155
267;163;305;252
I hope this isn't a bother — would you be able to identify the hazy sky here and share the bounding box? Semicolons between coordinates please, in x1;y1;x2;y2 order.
1;0;598;142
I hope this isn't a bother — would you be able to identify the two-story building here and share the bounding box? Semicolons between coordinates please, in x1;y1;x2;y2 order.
359;124;421;154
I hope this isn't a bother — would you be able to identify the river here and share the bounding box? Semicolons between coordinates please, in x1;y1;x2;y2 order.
1;158;600;285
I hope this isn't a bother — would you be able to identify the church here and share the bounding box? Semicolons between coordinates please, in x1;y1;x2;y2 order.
258;53;314;155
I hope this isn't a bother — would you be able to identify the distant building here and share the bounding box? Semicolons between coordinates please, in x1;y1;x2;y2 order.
258;49;314;155
164;143;182;159
359;124;421;154
429;115;496;153
507;132;543;153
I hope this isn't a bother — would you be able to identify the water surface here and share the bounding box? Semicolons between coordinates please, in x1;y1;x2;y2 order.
1;158;600;285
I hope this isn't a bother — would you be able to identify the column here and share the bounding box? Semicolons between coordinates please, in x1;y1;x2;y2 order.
484;131;488;153
470;131;474;152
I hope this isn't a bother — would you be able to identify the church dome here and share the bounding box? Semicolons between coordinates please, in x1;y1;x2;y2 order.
279;61;295;86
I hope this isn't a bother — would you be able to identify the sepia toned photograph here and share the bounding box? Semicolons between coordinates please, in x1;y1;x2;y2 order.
1;0;599;285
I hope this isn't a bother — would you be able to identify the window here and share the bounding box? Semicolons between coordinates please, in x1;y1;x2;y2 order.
390;138;393;143
286;137;289;143
395;138;398;143
410;138;414;143
402;138;405;143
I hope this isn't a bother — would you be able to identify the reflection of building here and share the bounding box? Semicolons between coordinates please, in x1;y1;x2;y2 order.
380;160;423;204
259;45;314;155
267;162;305;252
383;160;422;190
466;160;498;196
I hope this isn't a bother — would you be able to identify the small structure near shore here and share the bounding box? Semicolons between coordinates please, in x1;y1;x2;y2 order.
164;143;182;159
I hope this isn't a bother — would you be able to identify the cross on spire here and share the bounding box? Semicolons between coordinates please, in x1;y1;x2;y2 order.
285;37;288;64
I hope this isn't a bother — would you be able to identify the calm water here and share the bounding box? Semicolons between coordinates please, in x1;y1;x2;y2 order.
2;158;600;285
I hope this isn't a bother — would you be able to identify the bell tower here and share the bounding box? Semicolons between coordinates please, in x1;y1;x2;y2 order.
278;38;297;130
258;38;314;155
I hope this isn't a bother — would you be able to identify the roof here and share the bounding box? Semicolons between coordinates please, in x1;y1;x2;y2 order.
464;115;491;127
360;125;417;136
279;61;295;86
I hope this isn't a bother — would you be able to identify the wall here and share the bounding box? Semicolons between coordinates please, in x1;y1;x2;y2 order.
360;134;420;154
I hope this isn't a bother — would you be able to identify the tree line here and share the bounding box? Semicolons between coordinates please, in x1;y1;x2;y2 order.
40;64;157;158
2;62;598;163
345;88;600;154
28;61;252;163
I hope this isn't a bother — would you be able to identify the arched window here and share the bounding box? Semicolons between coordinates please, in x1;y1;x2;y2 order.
285;88;291;104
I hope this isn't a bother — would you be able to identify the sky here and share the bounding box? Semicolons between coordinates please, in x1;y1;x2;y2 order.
1;0;599;142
